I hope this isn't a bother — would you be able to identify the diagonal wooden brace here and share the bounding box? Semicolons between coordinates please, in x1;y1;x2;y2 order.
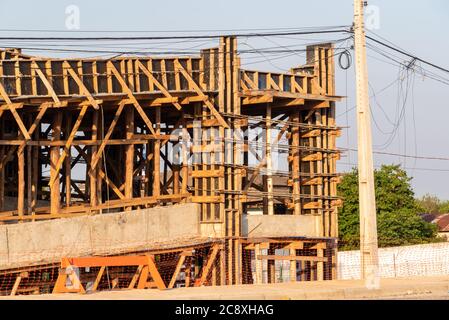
48;105;89;187
174;60;229;129
136;60;182;111
31;61;62;106
108;62;156;136
63;61;100;110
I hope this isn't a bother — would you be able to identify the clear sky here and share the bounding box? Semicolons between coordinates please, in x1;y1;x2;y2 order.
1;0;448;199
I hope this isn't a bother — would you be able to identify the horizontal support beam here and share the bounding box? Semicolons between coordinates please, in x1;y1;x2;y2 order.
256;255;327;262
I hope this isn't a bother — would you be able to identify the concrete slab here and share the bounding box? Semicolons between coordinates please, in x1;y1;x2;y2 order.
242;214;319;238
0;203;201;270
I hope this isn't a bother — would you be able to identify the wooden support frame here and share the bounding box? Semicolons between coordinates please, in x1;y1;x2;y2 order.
53;255;166;294
0;39;340;287
194;244;220;287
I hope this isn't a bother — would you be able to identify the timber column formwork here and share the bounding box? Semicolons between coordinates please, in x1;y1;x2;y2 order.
0;37;342;286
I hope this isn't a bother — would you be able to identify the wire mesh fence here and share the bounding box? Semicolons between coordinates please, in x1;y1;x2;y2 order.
337;241;449;280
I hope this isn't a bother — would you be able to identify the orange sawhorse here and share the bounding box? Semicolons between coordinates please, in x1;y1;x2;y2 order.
52;255;166;294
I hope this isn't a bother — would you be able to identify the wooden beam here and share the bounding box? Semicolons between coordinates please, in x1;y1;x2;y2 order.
50;112;62;216
49;105;88;187
146;255;166;290
136;60;182;110
63;62;100;110
90;100;126;170
91;266;105;292
125;106;134;205
195;244;220;287
108;62;156;136
257;255;327;262
174;60;229;129
0;103;48;170
168;254;186;289
10;275;23;296
17;146;25;219
31;62;62;106
8;104;31;141
153;106;161;197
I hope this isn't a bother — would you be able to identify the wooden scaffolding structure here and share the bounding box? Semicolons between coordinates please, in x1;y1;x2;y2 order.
0;37;342;286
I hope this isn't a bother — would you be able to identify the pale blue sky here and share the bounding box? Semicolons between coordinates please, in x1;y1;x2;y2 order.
1;0;448;199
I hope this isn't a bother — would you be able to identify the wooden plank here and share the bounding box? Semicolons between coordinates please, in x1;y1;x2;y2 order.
153;106;161;197
108;62;156;136
17;147;24;219
125;106;134;207
190;169;224;178
191;195;223;203
91;266;105;292
50;112;62;215
303;201;322;210
174;60;229;129
90;101;126;170
136;60;182;110
128;265;144;289
195;244;220;287
8;104;31;141
257;255;327;262
146;255;166;289
10;275;22;296
49;105;88;187
31;62;62;106
137;265;149;289
168;255;186;289
63;62;100;110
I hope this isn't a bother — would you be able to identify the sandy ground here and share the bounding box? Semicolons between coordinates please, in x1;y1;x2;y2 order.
2;276;449;300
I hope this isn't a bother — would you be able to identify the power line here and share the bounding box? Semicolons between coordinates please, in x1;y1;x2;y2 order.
365;34;449;74
0;29;350;41
338;162;449;173
0;25;349;34
342;148;449;162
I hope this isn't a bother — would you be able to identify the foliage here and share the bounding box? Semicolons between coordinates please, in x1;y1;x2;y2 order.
337;164;439;250
415;193;449;214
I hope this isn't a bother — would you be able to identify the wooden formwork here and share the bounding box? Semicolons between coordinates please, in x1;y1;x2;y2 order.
0;37;342;286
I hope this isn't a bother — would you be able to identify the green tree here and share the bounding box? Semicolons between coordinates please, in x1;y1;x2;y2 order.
338;164;438;250
415;194;449;214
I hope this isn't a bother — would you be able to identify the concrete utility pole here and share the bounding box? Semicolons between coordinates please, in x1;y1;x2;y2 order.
353;0;380;289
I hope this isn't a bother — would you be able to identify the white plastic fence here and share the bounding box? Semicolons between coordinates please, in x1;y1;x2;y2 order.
337;242;449;280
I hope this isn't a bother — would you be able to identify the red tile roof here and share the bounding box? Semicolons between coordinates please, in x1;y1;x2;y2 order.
433;214;449;232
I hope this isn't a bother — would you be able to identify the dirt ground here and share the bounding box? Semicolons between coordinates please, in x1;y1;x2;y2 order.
2;275;448;300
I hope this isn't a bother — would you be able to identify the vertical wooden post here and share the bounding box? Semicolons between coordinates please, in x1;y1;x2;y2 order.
31;125;39;219
90;110;98;210
26;115;32;215
26;144;32;214
17;145;25;220
50;112;62;216
153;106;161;197
254;244;263;284
315;110;324;236
181;115;188;196
173;165;180;195
185;257;192;287
291;111;301;215
65;117;72;207
290;248;297;282
317;245;325;281
125;106;134;210
265;104;274;216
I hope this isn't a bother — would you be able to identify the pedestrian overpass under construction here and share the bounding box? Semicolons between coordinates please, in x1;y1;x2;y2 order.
0;37;343;295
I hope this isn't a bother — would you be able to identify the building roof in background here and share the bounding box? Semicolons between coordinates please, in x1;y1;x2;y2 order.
432;214;449;232
420;213;438;223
